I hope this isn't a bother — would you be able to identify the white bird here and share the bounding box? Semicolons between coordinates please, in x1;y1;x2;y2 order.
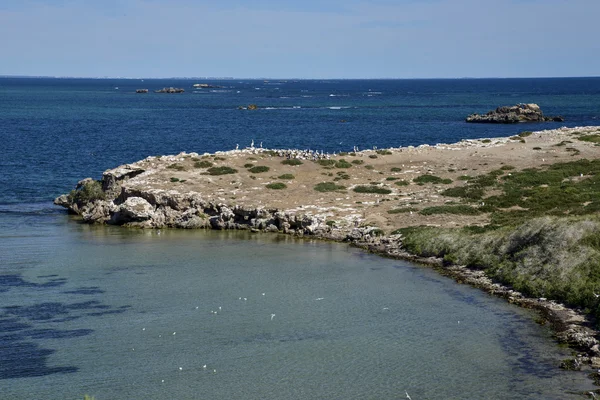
405;391;412;400
594;292;600;298
315;297;324;301
271;314;276;320
262;293;266;296
203;365;207;369
179;367;183;371
142;328;145;331
173;332;176;335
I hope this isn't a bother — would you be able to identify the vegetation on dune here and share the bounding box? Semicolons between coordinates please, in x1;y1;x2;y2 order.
207;166;238;175
376;149;392;155
351;159;364;165
314;182;346;192
394;158;600;322
387;207;418;214
353;185;392;194
278;174;295;180
248;165;270;173
194;160;213;168
394;180;410;187
266;182;287;190
394;216;600;320
335;159;353;168
413;174;452;185
167;163;186;171
281;158;303;166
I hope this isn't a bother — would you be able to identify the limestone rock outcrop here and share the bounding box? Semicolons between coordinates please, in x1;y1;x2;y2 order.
466;103;564;123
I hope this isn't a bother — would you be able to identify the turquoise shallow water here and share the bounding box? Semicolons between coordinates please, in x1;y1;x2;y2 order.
0;214;594;399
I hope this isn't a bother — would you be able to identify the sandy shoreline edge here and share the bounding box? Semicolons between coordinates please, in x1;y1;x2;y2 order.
55;125;600;387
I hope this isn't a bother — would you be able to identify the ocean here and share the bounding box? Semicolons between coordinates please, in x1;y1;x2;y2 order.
1;77;600;398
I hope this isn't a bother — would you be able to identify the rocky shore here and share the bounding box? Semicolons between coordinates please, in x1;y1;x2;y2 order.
55;125;600;381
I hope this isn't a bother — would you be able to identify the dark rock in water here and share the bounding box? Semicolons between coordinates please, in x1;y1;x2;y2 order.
135;89;148;93
466;103;564;123
155;87;185;93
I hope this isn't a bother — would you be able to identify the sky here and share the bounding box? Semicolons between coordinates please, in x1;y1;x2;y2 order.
0;0;599;79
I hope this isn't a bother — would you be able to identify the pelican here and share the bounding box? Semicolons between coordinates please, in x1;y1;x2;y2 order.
405;391;412;400
271;314;276;320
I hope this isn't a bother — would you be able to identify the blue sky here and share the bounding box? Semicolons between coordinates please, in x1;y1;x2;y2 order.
1;0;598;78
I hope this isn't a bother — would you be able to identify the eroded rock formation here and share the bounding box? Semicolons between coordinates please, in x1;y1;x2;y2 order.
466;103;564;123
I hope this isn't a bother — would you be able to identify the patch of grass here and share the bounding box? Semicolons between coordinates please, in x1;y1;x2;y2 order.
281;158;303;166
368;154;378;159
213;156;226;161
500;165;515;170
419;205;481;216
248;165;270;173
207;166;238;175
413;175;452;185
278;174;295;179
247;156;257;160
519;131;533;137
387;207;418;214
314;182;346;192
335;159;353;168
386;177;398;181
394;180;409;187
442;185;485;201
365;165;375;170
481;139;492;143
170;177;180;182
390;167;402;172
353;185;392;194
266;182;287;190
376;150;392;155
351;159;364;165
167;163;186;171
243;163;254;168
554;140;573;147
578;134;600;144
194;160;213;168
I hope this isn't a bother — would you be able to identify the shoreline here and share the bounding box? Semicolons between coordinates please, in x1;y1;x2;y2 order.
55;125;600;387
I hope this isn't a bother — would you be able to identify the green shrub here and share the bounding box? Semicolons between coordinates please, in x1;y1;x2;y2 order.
481;139;492;143
376;150;392;155
387;207;418;214
353;185;392;194
282;158;303;166
351;159;364;165
326;220;336;227
243;163;254;168
314;182;346;192
368;154;378;159
194;160;213;168
278;174;295;179
68;180;106;205
390;167;402;172
248;166;270;173
365;165;375;170
578;134;600;143
317;159;336;167
419;205;481;216
386;177;398;181
394;180;409;186
170;177;180;182
335;159;352;168
519;131;533;137
533;147;542;150
413;175;452;184
214;156;226;161
207;166;238;175
167;163;185;171
266;182;287;190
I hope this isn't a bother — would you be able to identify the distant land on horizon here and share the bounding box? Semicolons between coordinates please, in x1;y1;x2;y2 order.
1;75;599;81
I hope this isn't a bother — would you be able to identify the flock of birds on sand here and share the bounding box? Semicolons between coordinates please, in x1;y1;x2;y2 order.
230;140;381;161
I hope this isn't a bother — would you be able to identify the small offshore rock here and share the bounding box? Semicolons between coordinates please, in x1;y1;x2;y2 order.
466;103;564;123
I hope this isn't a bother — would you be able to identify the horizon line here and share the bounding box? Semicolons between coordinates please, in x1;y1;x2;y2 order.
1;74;600;81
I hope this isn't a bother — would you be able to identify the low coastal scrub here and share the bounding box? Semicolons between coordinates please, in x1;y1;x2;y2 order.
413;175;452;185
248;166;270;173
394;216;600;320
335;159;352;168
68;180;105;205
376;150;392;155
419;205;481;216
387;207;418;214
281;159;303;166
207;166;238;175
394;180;410;186
194;160;213;168
314;182;346;192
353;185;392;194
351;160;364;165
266;182;287;190
578;134;600;144
167;163;186;171
278;174;295;179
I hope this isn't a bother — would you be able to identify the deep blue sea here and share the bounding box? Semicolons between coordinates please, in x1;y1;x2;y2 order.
1;77;600;399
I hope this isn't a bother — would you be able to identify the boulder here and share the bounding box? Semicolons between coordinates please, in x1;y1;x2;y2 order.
111;197;155;224
466;103;564;123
